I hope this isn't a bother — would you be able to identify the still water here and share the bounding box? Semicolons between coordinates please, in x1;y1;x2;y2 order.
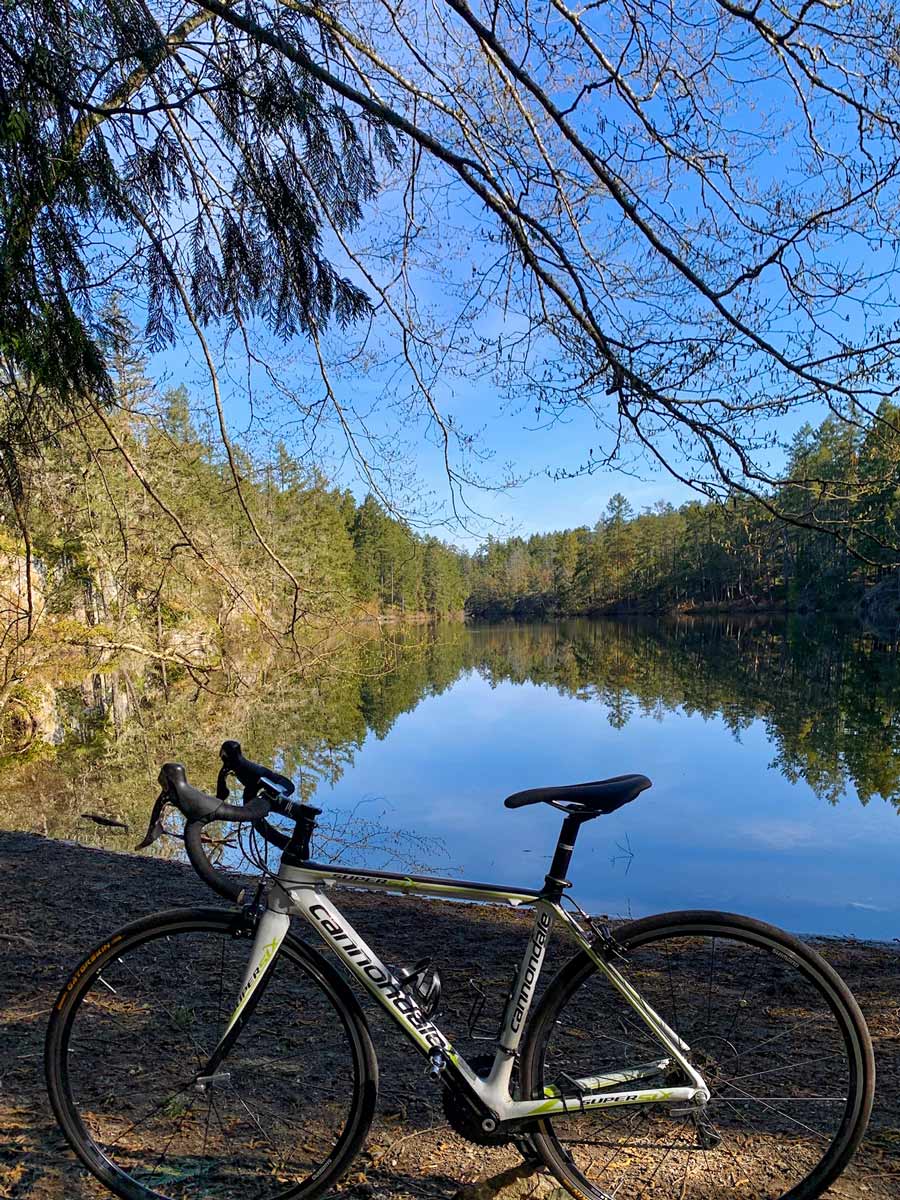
4;618;899;938
315;620;900;940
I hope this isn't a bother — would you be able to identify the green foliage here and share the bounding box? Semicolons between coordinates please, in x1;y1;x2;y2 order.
0;0;397;462
0;321;470;778
0;321;467;683
466;417;900;619
6;414;466;638
350;498;465;615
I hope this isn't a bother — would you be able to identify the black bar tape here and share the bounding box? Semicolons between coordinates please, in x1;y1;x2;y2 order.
184;820;244;903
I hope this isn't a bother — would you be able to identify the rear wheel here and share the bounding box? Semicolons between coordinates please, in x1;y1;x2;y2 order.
46;908;378;1200
520;910;873;1200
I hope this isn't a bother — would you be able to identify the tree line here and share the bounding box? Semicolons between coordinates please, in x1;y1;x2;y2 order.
6;343;900;722
465;407;900;621
0;331;468;724
1;385;468;641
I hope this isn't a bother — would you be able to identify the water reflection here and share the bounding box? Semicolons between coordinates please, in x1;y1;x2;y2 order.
467;617;900;810
2;618;899;935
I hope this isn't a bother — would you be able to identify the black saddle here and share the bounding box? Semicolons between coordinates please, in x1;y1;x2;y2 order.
504;773;651;816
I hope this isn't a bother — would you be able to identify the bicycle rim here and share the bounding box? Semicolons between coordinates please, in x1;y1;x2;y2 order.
521;910;873;1200
46;908;378;1200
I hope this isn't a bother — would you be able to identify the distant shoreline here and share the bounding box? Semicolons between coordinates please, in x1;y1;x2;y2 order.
466;605;796;619
466;605;833;621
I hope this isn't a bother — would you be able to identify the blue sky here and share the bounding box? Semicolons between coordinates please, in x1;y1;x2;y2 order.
149;312;817;550
150;329;700;545
134;19;879;549
142;199;840;550
138;46;852;549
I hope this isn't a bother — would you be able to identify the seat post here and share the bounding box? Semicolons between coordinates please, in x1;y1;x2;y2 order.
543;811;593;899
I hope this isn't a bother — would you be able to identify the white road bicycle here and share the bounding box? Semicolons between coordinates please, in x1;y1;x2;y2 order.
46;741;875;1200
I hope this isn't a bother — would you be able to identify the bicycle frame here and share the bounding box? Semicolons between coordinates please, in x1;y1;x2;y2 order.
214;859;710;1125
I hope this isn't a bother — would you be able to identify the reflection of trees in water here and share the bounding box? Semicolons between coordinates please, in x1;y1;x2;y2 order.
2;619;898;847
0;626;475;846
467;618;900;811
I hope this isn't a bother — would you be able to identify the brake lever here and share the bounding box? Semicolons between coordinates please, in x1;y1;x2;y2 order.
135;790;170;850
215;764;231;801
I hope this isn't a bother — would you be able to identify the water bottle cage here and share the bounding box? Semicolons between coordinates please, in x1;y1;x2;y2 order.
466;965;518;1041
394;959;442;1019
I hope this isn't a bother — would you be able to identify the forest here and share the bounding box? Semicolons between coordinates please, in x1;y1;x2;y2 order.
4;311;900;757
4;338;900;735
465;410;900;621
0;326;470;729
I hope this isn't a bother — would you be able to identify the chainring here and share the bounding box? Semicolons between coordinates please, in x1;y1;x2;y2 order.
441;1053;539;1158
442;1055;511;1146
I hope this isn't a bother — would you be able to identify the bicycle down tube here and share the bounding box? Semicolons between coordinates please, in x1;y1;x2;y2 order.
205;860;710;1123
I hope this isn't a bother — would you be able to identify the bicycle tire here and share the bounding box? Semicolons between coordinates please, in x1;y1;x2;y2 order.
519;910;874;1200
46;907;378;1200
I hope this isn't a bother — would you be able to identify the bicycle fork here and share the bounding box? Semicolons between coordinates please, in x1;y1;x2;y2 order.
194;905;291;1091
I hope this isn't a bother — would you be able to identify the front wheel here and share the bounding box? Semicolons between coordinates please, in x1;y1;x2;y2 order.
520;910;874;1200
46;908;378;1200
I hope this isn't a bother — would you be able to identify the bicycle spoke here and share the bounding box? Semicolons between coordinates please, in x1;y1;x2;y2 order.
720;1050;847;1087
109;950;212;1066
215;936;226;1042
200;1093;213;1175
715;1080;832;1142
634;1119;690;1198
530;920;869;1199
593;1108;644;1181
662;942;681;1047
106;1082;197;1150
704;937;716;1036
54;920;370;1200
144;1117;185;1187
727;1015;829;1064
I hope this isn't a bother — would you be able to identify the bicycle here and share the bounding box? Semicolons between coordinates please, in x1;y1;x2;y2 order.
46;741;875;1200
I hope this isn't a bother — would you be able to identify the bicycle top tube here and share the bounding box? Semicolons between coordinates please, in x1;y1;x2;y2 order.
277;858;542;905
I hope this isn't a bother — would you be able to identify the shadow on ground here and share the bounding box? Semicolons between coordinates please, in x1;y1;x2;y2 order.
1;831;897;1199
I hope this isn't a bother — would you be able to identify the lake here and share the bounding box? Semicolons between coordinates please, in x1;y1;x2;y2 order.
3;617;899;939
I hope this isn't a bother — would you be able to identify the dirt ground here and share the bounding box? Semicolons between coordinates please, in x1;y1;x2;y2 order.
1;831;898;1199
